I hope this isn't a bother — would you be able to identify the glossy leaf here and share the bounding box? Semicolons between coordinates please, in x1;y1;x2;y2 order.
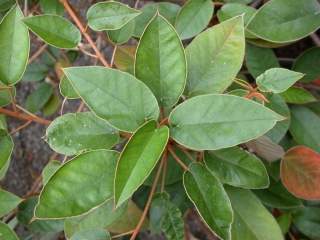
59;75;79;99
183;163;233;239
293;207;320;239
280;87;316;104
35;150;118;218
280;146;320;200
245;43;279;78
133;2;180;37
290;106;320;152
107;20;135;45
226;187;284;240
0;222;19;240
175;0;213;40
0;130;13;180
205;147;269;189
87;1;140;31
185;16;245;96
42;160;60;185
247;0;320;43
25;82;53;113
46;112;119;156
256;68;304;94
64;66;159;132
23;14;80;49
0;188;22;217
292;47;320;83
135;14;187;107
169;94;284;150
0;4;29;85
115;121;169;207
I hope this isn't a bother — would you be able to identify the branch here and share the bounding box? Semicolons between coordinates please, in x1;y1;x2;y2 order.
168;145;189;171
0;108;51;125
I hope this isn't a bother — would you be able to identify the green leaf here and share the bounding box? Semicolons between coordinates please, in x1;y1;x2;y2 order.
175;0;213;40
22;63;48;82
46;112;119;156
41;160;60;186
115;121;169;207
0;130;13;180
150;193;184;239
35;150;118;219
0;222;19;240
114;45;135;74
253;179;302;209
292;47;320;83
247;0;320;43
25;82;53;113
133;2;180;37
59;75;79;99
0;4;29;86
64;198;126;239
70;230;110;240
39;0;64;15
226;186;284;240
256;68;304;94
169;94;284;150
293;207;320;239
0;84;15;107
135;13;187;108
0;0;15;12
23;14;81;49
290;106;320;152
183;163;233;240
87;1;140;31
205;146;269;189
42;93;60;117
280;87;316;104
185;16;245;96
277;213;292;234
224;0;253;3
64;66;159;132
107;19;135;45
245;43;279;79
0;188;22;217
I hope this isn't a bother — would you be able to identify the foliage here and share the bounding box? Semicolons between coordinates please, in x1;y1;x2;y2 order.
0;0;320;239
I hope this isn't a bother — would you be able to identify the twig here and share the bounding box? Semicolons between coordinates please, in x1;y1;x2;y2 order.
0;108;51;125
134;0;140;8
60;0;110;67
175;144;195;162
130;154;166;240
78;45;98;59
112;230;134;239
161;150;168;192
28;44;48;64
60;97;67;115
310;33;320;47
10;120;32;135
168;146;188;171
24;0;28;16
76;101;85;112
110;45;117;67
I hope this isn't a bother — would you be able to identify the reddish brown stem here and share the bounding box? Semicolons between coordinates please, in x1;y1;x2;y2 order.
0;108;51;125
168;145;189;171
10;120;32;134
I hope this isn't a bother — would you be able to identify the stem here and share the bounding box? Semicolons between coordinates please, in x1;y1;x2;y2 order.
310;33;320;47
60;0;110;67
234;78;253;90
112;230;134;239
0;108;51;125
10;120;32;135
110;45;117;67
168;146;188;171
175;144;195;162
161;150;168;192
130;154;166;240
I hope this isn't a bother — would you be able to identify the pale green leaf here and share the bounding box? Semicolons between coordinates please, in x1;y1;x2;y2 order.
0;189;22;217
0;130;13;180
115;120;169;207
70;230;110;240
135;14;186;107
64;66;160;132
0;222;19;240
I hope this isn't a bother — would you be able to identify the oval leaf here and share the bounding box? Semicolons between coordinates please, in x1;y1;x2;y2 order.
183;163;233;240
115;120;169;207
0;222;19;240
135;13;187;108
63;66;160;132
0;188;22;217
46;112;119;156
185;16;245;96
205;146;269;189
280;146;320;200
0;130;13;180
169;94;284;150
87;1;140;31
35;150;118;219
0;4;29;85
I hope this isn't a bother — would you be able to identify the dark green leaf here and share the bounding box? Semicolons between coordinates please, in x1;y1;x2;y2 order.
0;0;15;12
107;19;135;45
0;130;13;180
22;63;48;82
25;82;53;113
42;93;60;117
0;84;15;107
280;87;316;104
277;213;292;234
135;13;186;108
0;188;22;217
23;15;81;49
0;222;19;240
39;0;64;15
115;121;169;207
293;207;320;239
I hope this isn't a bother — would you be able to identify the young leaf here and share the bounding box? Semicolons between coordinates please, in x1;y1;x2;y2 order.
280;87;316;104
135;13;187;108
87;1;141;31
226;186;284;240
0;222;19;240
35;150;118;219
46;112;119;156
293;207;320;239
256;68;304;94
64;66;160;132
205;147;269;189
290;106;320;152
0;188;22;217
247;0;320;43
169;94;284;150
107;20;135;45
23;15;81;49
0;4;29;86
0;130;13;180
114;121;169;207
183;163;233;240
185;16;245;96
25;82;53;113
133;2;180;37
175;0;213;40
280;146;320;200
